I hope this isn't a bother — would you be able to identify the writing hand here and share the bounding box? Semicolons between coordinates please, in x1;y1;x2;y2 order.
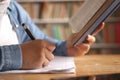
20;40;55;69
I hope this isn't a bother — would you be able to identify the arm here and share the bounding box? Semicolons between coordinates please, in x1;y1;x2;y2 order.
0;45;22;71
0;0;104;71
12;1;68;56
0;0;67;71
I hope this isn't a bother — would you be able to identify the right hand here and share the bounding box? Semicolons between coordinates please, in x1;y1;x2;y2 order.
20;40;55;70
66;23;104;57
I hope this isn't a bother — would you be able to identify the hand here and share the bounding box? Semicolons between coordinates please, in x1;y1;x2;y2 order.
20;40;55;70
66;23;105;57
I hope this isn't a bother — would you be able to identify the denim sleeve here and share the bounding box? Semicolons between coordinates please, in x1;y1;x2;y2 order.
53;41;68;56
42;36;68;56
16;4;68;56
11;1;68;56
0;45;22;71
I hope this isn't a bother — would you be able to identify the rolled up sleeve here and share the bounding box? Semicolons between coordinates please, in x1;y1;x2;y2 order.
0;45;22;71
53;41;68;56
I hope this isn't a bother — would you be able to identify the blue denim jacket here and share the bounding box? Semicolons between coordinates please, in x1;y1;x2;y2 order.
0;0;67;71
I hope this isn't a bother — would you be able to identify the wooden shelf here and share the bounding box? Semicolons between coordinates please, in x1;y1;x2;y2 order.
17;0;120;51
33;19;69;24
33;17;120;24
16;0;84;3
91;43;120;49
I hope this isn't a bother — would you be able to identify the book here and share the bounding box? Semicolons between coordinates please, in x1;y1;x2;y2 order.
41;2;55;19
20;3;34;18
102;25;109;43
69;0;120;45
115;22;120;44
106;23;116;43
0;56;75;74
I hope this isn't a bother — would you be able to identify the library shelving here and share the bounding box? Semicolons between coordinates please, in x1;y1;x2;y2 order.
16;0;120;54
17;0;84;40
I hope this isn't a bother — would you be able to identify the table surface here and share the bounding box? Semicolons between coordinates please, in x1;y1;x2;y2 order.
0;54;120;80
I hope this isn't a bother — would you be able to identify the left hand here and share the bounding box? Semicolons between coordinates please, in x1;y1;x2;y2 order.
66;23;105;57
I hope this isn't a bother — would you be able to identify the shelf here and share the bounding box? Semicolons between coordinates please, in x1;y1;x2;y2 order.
16;0;120;52
33;19;69;24
33;17;120;24
91;43;120;49
16;0;84;3
106;17;120;23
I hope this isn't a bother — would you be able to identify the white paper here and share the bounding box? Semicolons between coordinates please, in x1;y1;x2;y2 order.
0;56;75;74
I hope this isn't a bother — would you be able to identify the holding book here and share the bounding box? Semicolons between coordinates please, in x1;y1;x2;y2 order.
0;0;104;71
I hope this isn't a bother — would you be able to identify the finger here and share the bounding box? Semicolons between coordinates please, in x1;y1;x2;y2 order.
92;22;105;36
45;42;56;52
46;46;55;52
42;59;50;67
76;43;90;56
86;35;96;45
45;48;54;61
70;33;78;39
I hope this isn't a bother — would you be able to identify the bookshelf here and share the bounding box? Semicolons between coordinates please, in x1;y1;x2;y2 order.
16;0;84;3
90;7;120;54
16;0;120;54
17;0;84;40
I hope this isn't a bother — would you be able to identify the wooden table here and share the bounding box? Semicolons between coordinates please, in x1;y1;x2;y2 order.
0;54;120;80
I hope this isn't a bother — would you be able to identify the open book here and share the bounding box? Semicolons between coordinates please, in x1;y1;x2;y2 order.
69;0;120;45
0;56;75;74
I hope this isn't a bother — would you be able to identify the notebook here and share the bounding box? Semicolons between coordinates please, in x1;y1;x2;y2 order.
69;0;120;45
0;56;75;74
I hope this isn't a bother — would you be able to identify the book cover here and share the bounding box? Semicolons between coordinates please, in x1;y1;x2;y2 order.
115;22;120;44
69;0;120;45
102;25;109;43
107;23;116;43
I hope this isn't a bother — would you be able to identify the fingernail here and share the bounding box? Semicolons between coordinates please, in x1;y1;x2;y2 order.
87;35;91;40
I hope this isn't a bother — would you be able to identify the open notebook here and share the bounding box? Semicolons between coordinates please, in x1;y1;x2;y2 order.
0;56;75;74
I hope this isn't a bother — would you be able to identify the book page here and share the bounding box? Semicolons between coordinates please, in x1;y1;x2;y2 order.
0;56;75;74
69;0;106;33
